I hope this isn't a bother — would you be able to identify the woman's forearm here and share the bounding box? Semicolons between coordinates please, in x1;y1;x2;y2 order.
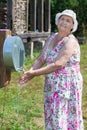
33;62;62;76
31;57;44;70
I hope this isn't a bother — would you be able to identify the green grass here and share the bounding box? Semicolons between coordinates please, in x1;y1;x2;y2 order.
0;44;87;130
80;44;87;130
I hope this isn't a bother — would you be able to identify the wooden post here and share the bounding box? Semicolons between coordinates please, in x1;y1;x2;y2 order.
7;0;12;30
27;0;29;32
30;0;36;31
31;41;34;59
37;0;44;32
44;0;51;32
0;1;7;29
0;29;11;87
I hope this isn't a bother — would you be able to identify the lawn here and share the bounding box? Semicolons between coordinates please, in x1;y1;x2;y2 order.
80;44;87;130
0;44;87;130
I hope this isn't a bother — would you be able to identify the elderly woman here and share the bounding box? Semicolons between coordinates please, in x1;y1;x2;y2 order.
19;9;84;130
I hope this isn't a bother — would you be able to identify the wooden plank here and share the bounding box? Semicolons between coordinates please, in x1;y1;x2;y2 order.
27;0;29;32
18;32;50;42
29;0;36;31
0;1;7;28
7;0;12;29
37;0;44;32
44;0;51;32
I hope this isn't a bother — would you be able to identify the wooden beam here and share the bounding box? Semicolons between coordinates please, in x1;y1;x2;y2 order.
44;0;51;32
19;32;50;42
0;1;7;28
30;0;36;31
27;0;29;32
7;0;12;29
37;0;44;32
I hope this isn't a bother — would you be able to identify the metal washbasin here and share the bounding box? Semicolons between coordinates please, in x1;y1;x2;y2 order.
3;36;25;71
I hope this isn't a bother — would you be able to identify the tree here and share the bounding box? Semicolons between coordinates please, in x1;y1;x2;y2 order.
51;0;87;37
76;0;87;36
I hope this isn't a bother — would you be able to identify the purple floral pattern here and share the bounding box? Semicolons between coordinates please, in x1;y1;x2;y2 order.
43;34;84;130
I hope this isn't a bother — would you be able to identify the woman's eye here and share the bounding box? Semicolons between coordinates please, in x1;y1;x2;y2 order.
61;18;64;21
66;19;70;23
61;18;70;23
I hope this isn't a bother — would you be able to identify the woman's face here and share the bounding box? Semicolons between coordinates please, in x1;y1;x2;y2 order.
57;15;74;33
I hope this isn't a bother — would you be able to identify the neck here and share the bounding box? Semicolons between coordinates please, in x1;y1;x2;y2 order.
58;31;71;39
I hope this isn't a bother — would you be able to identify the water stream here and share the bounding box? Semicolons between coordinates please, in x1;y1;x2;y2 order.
16;68;25;120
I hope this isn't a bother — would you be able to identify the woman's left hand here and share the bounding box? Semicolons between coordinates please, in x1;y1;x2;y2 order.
19;70;35;85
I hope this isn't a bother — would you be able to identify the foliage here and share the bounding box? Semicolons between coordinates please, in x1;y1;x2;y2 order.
51;0;87;37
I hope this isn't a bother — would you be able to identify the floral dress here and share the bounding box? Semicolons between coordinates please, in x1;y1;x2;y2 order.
43;34;84;130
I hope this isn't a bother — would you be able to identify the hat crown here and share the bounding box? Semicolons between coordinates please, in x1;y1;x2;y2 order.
61;9;76;19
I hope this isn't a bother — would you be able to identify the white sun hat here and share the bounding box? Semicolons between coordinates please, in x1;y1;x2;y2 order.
55;9;78;32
